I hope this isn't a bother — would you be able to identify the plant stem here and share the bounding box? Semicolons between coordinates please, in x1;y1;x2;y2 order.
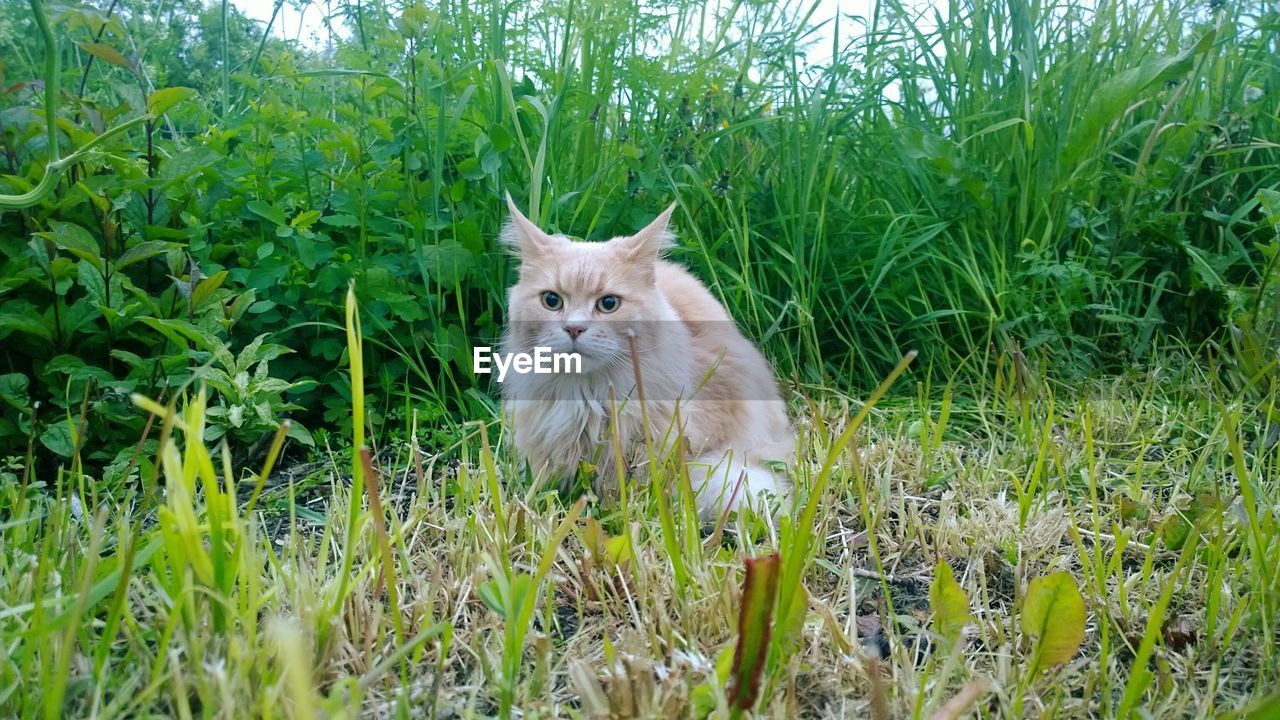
32;0;58;163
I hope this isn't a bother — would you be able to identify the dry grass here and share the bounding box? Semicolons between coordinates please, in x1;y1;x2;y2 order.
3;350;1279;719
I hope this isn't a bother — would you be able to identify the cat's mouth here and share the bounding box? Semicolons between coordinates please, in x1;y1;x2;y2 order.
543;337;619;371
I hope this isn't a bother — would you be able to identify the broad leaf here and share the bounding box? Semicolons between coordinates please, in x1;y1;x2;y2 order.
419;241;474;287
138;317;230;366
320;213;360;228
0;373;29;411
290;209;322;230
80;42;131;69
581;517;632;567
246;200;286;227
1061;31;1215;164
40;422;75;458
191;270;229;309
41;221;102;273
0;309;54;343
116;241;172;271
1022;572;1086;674
78;260;107;307
929;560;972;642
147;87;196;117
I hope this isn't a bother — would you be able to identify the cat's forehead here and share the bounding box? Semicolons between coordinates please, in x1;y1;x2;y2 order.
519;238;642;291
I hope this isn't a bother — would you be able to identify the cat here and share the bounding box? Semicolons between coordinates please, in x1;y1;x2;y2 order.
499;194;793;521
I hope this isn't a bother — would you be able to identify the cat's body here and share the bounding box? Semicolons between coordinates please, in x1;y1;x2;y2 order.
500;197;792;519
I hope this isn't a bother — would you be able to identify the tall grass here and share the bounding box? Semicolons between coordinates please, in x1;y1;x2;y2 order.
4;0;1275;445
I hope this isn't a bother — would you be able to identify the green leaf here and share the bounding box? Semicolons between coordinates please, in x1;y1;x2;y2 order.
286;421;315;447
138;317;229;362
291;209;322;230
191;270;229;309
1257;189;1280;227
80;42;131;69
581;518;632;567
292;235;332;269
227;290;257;324
1061;31;1214;164
147;87;197;117
246;200;287;227
159;147;221;186
929;560;971;642
78;260;107;307
477;572;533;621
457;156;484;180
419;241;475;287
40;422;75;458
0;373;30;411
237;333;291;368
41;221;102;273
320;214;360;228
729;553;781;712
1022;572;1086;674
115;241;172;272
0;308;54;343
489;124;513;152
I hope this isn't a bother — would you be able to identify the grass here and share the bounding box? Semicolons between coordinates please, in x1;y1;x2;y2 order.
2;297;1278;717
5;0;1276;446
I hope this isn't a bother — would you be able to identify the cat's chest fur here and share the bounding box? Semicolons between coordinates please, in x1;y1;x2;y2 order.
507;380;647;480
503;299;696;481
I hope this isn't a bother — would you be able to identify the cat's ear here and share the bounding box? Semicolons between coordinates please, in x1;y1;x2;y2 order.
501;192;559;259
617;202;677;264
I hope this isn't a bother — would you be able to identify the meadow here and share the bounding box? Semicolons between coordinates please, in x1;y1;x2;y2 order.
1;0;1279;716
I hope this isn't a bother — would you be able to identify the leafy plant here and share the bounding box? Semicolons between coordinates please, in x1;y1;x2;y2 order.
929;560;972;644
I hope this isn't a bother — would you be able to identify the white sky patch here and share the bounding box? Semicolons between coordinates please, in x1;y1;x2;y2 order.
229;0;946;57
230;0;334;49
807;0;875;64
809;0;949;62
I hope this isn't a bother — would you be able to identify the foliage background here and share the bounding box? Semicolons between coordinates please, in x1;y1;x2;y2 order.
1;0;1278;470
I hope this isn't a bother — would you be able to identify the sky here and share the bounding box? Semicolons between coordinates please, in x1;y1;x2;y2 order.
227;0;900;58
231;0;331;48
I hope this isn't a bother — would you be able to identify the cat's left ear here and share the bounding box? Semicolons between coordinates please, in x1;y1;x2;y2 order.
618;202;677;263
501;192;560;259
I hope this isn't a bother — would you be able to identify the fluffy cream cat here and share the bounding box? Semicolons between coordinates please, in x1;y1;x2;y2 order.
499;195;793;520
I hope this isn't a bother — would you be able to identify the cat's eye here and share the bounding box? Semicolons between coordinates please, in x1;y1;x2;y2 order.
542;291;563;310
596;295;621;313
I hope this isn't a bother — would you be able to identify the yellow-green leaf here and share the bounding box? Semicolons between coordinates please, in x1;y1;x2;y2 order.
191;270;229;309
929;560;971;642
80;42;130;69
291;209;322;230
148;87;197;117
1022;572;1086;674
581;517;632;567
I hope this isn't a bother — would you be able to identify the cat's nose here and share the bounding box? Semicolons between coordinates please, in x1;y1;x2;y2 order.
563;325;587;341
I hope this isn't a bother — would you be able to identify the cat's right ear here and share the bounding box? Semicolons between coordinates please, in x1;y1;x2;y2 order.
501;192;558;259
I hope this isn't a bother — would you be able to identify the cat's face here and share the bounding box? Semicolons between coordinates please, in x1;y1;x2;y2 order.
502;196;675;372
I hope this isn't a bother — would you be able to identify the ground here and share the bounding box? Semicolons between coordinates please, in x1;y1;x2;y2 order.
3;355;1279;718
